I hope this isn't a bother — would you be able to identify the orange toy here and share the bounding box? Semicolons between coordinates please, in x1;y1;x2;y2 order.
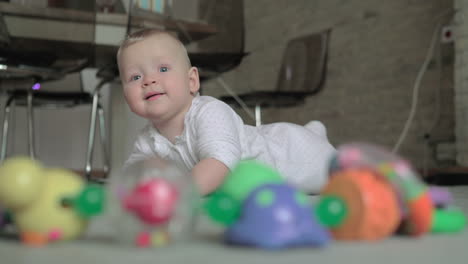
376;162;433;236
400;192;433;236
316;168;401;240
318;142;466;240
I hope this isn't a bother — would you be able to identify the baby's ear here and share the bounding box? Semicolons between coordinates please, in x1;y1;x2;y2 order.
188;67;200;95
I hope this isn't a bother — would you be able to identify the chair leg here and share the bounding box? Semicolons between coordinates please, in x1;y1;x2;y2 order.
85;91;99;181
98;103;110;177
255;103;262;127
85;78;113;182
1;95;15;163
26;91;36;159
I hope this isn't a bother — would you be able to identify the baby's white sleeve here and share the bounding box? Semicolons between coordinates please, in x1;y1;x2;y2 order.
192;101;243;170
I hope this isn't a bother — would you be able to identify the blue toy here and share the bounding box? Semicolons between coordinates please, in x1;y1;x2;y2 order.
205;160;331;249
224;183;330;249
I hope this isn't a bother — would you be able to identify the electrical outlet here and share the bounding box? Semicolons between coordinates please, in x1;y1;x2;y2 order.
441;25;454;43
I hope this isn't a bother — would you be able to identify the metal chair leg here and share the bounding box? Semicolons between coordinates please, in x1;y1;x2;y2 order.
26;91;35;160
85;91;99;181
255;103;262;127
1;95;15;163
85;78;113;182
98;103;110;177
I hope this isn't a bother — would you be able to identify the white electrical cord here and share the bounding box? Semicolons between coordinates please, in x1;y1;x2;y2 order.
216;77;257;121
392;10;454;154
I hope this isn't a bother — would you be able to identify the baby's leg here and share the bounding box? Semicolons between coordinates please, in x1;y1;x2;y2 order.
261;122;336;194
304;120;328;140
284;133;336;194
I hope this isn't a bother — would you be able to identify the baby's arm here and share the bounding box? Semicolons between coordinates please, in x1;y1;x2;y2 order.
192;158;229;195
191;99;245;195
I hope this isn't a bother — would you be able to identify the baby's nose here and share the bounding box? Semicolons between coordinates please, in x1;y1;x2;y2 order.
143;80;157;86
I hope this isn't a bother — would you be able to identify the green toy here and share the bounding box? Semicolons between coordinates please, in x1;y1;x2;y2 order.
431;208;466;233
204;160;284;225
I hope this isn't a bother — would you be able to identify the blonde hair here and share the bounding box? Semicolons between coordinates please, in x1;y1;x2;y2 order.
117;28;192;67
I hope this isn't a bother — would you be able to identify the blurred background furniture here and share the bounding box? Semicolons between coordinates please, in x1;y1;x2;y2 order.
0;7;111;182
0;75;112;181
183;0;247;83
120;0;247;83
0;0;244;181
220;30;330;126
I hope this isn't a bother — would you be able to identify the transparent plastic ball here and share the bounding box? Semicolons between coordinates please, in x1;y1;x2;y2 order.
330;142;423;184
108;157;200;248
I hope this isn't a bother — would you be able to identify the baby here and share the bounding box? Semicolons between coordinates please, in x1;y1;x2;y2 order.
117;28;336;195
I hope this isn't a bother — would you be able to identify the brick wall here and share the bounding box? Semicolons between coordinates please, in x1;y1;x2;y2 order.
455;0;468;165
202;0;455;169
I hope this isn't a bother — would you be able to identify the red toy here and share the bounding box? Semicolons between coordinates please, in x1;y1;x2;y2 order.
123;178;179;225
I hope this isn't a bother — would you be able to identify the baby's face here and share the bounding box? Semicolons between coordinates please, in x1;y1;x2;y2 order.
118;34;199;125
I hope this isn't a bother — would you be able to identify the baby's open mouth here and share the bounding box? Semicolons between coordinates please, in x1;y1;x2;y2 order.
145;92;165;100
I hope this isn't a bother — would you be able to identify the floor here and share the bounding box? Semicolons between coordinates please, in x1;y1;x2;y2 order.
1;186;468;264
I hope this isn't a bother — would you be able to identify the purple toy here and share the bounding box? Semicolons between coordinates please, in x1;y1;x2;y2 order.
224;183;331;249
428;186;453;207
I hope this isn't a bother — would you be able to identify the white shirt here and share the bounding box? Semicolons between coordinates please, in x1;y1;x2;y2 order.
125;95;336;193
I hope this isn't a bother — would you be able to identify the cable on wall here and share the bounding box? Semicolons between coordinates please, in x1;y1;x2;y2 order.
392;9;455;154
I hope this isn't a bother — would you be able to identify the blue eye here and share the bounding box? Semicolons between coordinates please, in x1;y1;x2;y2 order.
160;67;168;72
130;75;141;81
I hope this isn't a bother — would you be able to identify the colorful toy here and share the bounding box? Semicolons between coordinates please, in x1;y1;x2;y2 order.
225;183;330;249
316;167;401;240
0;156;105;246
205;160;330;249
316;142;466;240
204;160;284;225
108;157;199;248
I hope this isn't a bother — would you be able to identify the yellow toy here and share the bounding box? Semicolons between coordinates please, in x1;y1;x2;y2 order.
0;157;104;246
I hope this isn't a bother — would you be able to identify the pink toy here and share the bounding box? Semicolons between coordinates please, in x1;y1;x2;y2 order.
123;178;179;225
